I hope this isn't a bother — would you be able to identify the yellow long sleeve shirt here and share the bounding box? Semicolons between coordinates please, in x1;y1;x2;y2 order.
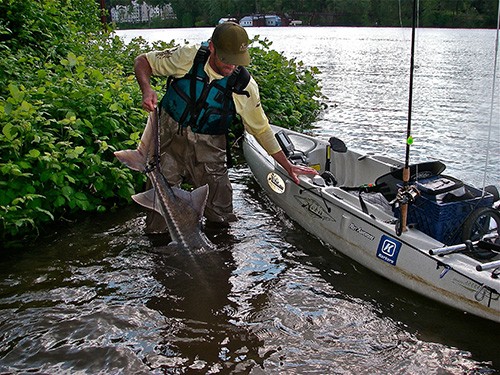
143;44;281;155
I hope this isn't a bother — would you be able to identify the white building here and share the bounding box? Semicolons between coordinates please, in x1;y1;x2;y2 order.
265;15;281;26
239;15;254;27
218;17;237;24
110;1;175;23
239;14;282;27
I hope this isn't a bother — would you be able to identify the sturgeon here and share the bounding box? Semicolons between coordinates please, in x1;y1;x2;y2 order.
114;110;214;251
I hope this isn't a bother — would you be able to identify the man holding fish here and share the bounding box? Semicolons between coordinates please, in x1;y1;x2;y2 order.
118;22;317;235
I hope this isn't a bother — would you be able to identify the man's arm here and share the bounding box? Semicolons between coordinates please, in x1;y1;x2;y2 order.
271;150;317;184
134;54;157;112
233;79;318;183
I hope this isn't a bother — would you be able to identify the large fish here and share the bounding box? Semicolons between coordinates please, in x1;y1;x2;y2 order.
114;110;214;251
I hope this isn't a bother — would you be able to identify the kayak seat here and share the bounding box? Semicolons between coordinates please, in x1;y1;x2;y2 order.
352;191;393;216
340;184;394;216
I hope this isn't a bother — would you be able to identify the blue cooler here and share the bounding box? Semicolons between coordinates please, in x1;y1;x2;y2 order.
402;175;494;245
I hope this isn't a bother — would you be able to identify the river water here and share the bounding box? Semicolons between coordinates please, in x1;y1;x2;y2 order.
1;27;499;374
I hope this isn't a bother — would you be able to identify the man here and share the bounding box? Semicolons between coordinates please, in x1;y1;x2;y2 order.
134;22;317;233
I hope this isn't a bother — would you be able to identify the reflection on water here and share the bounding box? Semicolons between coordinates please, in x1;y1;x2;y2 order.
1;168;497;373
1;27;499;373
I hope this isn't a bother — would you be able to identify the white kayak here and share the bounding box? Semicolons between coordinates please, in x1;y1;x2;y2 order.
243;125;500;323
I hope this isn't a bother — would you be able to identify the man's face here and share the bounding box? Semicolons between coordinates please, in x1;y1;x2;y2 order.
208;41;237;77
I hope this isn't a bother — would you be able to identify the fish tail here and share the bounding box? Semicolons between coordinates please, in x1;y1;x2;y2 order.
114;147;148;172
114;111;157;172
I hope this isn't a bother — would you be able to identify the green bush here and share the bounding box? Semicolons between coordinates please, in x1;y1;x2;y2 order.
0;0;170;241
0;1;322;243
248;37;323;131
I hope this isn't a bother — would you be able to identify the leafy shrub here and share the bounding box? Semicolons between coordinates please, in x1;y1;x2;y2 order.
0;1;171;241
0;1;322;242
1;50;138;239
247;37;323;131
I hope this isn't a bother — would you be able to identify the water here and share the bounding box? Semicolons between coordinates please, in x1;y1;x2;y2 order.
118;26;499;185
1;27;499;374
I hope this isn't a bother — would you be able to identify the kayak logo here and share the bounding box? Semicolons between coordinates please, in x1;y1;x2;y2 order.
376;235;402;266
294;195;336;222
267;172;286;194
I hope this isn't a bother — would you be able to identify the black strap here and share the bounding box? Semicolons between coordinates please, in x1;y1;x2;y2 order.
340;184;379;193
189;46;210;125
228;67;251;97
358;192;369;215
340;184;382;216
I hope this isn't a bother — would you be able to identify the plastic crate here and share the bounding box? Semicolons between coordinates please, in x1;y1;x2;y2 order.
397;177;494;245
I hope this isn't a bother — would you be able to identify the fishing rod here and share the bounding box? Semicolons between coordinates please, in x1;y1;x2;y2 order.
480;0;500;195
154;106;161;169
397;0;418;235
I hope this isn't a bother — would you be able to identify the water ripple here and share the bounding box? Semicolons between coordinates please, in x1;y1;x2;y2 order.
0;27;498;374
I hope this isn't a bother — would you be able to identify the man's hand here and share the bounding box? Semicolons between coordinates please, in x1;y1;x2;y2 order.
287;163;318;184
271;150;318;184
141;88;158;112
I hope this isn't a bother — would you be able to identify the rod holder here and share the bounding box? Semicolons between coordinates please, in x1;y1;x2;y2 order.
476;260;500;272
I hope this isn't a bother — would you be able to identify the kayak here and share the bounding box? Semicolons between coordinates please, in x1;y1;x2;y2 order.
243;125;500;323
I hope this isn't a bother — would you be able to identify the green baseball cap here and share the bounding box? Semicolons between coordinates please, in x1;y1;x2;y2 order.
212;22;250;66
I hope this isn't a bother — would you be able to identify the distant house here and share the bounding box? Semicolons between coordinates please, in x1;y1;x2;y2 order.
239;15;254;27
265;15;281;26
218;17;238;24
239;14;282;27
110;1;175;23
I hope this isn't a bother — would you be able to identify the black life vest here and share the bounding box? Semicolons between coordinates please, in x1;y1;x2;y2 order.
160;42;250;135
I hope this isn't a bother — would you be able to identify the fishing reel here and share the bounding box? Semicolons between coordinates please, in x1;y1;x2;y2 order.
393;184;420;236
391;184;420;206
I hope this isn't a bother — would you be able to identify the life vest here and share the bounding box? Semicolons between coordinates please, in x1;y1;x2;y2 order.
160;42;251;135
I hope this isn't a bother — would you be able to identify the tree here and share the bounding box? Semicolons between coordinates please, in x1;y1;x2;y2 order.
169;0;198;26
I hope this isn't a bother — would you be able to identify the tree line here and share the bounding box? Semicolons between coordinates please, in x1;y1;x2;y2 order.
105;0;498;29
